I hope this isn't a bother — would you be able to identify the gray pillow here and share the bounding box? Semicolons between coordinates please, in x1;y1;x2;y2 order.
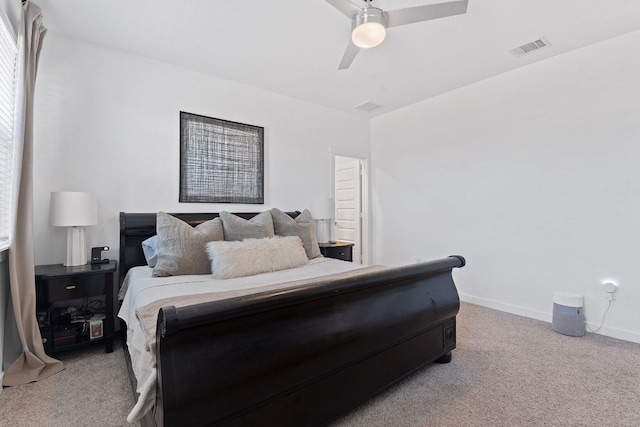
219;211;274;241
270;208;321;259
153;212;224;277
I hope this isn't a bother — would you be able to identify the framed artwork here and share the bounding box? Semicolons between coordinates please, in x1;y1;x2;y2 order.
179;111;264;204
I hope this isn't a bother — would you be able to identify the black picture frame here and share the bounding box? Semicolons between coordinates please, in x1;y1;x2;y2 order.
179;112;264;204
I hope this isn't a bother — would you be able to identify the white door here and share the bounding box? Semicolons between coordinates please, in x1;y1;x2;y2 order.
335;156;362;264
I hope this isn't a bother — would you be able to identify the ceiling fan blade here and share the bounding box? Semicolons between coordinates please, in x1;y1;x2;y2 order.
338;41;360;70
385;0;468;28
325;0;362;18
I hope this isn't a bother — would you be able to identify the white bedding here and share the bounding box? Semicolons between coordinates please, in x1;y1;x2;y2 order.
118;257;369;423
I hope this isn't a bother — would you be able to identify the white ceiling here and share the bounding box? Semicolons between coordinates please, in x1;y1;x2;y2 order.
36;0;640;117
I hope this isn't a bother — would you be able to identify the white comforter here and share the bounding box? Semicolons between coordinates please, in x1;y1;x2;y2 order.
118;257;366;423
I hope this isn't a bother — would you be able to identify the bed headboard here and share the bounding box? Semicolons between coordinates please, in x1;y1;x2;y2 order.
118;211;301;288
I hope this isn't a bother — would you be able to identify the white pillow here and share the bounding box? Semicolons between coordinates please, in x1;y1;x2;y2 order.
206;236;308;279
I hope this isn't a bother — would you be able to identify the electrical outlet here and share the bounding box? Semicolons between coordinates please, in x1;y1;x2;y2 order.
603;282;618;301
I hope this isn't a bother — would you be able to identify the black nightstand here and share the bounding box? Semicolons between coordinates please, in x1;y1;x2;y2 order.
35;260;116;353
318;242;354;262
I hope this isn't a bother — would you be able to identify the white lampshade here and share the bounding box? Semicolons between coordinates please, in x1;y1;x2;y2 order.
49;191;97;266
311;198;334;220
49;191;97;227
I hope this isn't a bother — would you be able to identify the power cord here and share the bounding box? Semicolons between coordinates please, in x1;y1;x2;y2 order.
585;300;612;333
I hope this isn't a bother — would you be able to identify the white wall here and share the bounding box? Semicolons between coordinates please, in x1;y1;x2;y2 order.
371;30;640;343
33;34;370;266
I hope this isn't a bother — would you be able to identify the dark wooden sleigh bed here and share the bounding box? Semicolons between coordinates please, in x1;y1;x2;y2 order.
119;211;465;427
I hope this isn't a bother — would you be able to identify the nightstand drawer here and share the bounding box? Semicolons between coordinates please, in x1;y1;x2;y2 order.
45;275;105;301
329;248;351;261
319;243;354;262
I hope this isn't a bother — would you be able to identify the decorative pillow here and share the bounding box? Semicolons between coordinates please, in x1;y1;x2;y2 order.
270;208;321;259
206;236;308;279
153;212;224;277
219;210;275;241
141;235;158;267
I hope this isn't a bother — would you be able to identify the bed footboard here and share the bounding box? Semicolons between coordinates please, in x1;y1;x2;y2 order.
153;255;464;427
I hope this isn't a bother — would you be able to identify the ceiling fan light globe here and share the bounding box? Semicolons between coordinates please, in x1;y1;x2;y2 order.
352;22;386;48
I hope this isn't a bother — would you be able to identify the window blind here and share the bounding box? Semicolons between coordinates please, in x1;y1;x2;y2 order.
0;16;16;249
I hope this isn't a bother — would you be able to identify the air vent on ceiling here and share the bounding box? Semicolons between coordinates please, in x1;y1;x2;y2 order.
353;100;382;113
509;37;551;57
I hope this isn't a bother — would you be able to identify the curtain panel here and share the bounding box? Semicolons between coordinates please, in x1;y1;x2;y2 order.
3;1;63;387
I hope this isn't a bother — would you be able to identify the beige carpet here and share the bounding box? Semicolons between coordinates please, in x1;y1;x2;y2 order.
332;303;640;427
0;340;135;427
1;303;639;426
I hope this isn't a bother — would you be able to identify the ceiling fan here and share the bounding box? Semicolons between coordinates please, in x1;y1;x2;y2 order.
326;0;469;69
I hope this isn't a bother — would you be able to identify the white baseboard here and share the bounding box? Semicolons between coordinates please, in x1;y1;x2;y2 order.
459;293;552;322
583;322;640;344
459;293;640;344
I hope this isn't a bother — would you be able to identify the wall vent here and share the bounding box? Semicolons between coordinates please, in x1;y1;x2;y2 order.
509;37;551;57
353;100;382;112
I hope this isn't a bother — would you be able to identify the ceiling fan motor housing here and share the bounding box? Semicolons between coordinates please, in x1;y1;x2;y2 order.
351;7;387;48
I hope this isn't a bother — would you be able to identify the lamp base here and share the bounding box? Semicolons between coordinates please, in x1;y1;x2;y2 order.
65;226;87;266
316;219;331;244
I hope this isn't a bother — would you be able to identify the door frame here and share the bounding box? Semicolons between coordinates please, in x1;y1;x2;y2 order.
330;146;371;266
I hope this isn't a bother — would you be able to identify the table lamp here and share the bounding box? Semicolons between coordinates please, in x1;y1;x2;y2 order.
49;191;97;266
311;198;334;244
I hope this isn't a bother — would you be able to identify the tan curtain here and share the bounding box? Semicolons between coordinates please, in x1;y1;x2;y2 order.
2;1;63;387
